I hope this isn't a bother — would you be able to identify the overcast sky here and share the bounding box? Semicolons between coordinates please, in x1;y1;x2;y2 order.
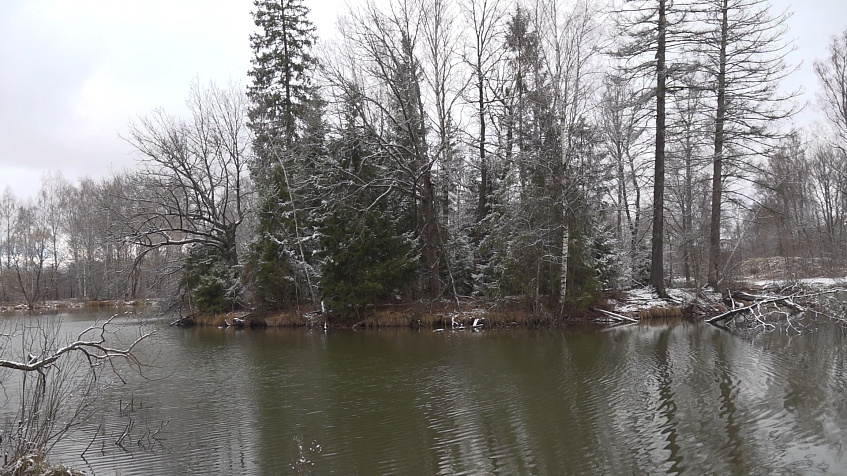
0;0;844;199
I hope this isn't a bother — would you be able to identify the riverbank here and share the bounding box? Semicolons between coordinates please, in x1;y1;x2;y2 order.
173;275;847;330
173;299;548;329
172;290;709;330
0;299;145;313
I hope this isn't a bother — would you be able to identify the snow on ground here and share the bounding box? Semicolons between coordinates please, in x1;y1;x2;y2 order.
615;287;668;313
604;273;847;321
748;277;847;289
611;287;698;314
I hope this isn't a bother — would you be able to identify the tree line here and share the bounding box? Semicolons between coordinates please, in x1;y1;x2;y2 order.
4;0;847;322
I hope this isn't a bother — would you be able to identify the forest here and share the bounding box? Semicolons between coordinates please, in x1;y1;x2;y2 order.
1;0;846;324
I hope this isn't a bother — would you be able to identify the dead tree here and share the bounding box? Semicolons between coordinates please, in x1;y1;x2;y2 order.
0;314;152;465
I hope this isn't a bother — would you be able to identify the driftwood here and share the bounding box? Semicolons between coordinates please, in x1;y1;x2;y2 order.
707;293;800;324
595;309;640;323
707;287;847;326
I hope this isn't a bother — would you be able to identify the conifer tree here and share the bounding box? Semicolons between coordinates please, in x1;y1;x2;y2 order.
698;0;797;288
248;0;318;153
247;0;322;309
613;0;691;297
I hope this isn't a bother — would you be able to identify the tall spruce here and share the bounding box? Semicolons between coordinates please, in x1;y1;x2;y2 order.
247;0;321;309
248;0;317;152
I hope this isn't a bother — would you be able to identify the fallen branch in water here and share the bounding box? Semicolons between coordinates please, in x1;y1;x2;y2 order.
706;293;801;324
707;287;847;327
0;314;151;380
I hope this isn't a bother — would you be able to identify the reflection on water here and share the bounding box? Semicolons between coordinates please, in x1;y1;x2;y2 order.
2;312;846;474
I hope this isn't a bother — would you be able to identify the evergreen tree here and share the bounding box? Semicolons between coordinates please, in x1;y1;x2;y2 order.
613;0;692;297
247;0;323;310
318;92;416;321
182;245;242;314
248;0;318;153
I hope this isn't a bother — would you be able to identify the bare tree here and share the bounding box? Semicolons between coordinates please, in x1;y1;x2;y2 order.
815;28;847;148
0;188;17;303
121;81;252;274
459;0;506;225
0;315;151;468
328;0;444;298
666;72;711;286
599;70;652;284
807;141;847;266
10;202;51;308
37;172;67;301
698;0;798;288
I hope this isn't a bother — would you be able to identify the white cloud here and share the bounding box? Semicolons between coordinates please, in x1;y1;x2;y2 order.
0;0;843;201
0;0;255;198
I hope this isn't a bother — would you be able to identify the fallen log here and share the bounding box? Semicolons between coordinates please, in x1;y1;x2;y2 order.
595;309;639;323
707;293;800;324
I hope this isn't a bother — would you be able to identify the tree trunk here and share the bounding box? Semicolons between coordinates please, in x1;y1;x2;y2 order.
422;170;440;297
559;198;569;315
651;0;668;297
477;69;488;224
709;0;728;289
683;144;694;285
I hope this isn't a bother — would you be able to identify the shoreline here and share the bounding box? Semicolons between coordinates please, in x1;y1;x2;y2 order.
171;291;701;330
0;299;145;313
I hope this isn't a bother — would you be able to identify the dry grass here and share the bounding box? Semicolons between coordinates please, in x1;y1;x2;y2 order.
178;299;549;329
357;299;553;329
179;297;687;329
635;306;685;319
256;310;311;327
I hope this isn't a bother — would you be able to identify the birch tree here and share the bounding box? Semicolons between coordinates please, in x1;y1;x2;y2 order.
538;0;600;312
815;27;847;148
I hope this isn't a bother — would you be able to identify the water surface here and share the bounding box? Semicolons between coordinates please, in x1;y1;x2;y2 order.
3;312;846;474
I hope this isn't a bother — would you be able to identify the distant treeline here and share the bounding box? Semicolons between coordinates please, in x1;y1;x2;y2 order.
6;0;847;322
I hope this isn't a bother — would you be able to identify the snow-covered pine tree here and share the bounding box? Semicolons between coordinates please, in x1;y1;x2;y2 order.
248;0;317;153
246;0;323;310
318;100;417;320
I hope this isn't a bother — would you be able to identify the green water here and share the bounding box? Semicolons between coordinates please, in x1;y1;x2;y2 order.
4;312;847;474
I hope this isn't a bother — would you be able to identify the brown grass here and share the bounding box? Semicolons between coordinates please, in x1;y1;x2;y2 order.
180;308;318;328
255;310;310;327
635;306;685;319
179;299;552;329
180;295;692;329
354;299;556;329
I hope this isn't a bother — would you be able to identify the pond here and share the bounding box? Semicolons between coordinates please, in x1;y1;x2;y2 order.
2;310;846;474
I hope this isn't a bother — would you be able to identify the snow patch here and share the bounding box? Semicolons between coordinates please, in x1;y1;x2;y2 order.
748;277;847;289
614;287;672;313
